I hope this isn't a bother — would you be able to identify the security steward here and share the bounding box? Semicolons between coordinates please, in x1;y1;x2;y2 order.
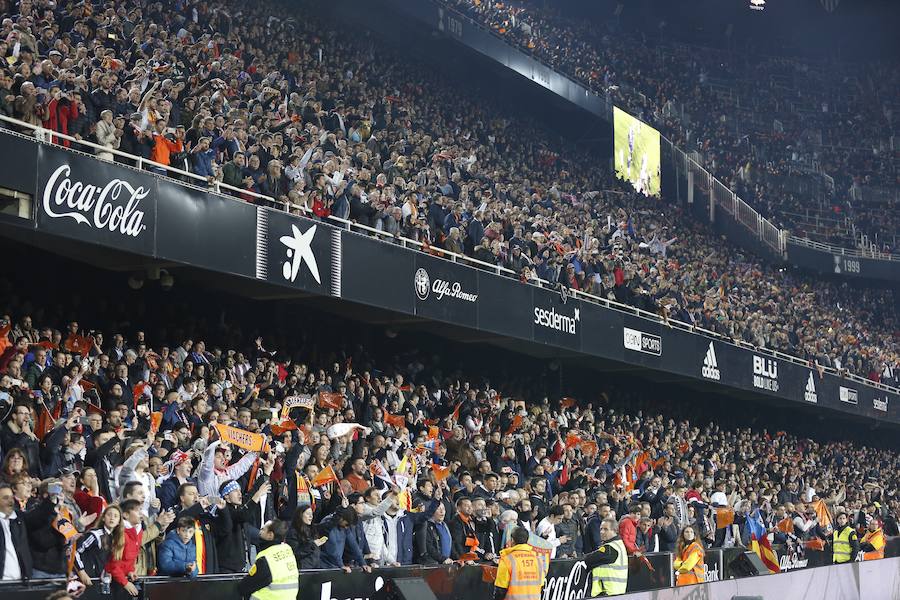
830;512;860;564
494;526;547;600
582;518;628;597
238;519;299;600
860;518;886;561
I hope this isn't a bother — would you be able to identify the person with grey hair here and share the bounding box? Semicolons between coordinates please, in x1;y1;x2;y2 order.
95;109;120;161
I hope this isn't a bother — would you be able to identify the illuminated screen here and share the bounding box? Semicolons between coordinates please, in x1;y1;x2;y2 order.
613;106;661;197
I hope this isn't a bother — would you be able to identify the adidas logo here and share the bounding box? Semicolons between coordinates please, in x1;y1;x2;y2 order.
804;372;818;403
701;342;720;380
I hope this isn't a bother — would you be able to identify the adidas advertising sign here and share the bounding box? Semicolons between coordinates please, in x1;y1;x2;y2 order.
701;342;721;381
804;372;818;403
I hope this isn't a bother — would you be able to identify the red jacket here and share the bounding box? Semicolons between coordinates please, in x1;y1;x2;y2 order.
619;515;640;554
43;97;79;147
105;526;142;586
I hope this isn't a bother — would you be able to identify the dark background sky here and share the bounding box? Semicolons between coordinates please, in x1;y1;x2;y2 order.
543;0;899;60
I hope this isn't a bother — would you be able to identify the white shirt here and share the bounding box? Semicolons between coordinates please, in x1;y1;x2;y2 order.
710;492;728;507
536;517;561;558
0;512;22;580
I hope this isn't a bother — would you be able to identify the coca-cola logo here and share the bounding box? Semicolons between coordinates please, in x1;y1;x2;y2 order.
541;560;590;600
42;164;149;237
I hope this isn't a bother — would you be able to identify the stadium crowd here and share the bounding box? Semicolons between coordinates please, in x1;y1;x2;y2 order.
0;0;895;384
0;287;896;595
441;0;898;252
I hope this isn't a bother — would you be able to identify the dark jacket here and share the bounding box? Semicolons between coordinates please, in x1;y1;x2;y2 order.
1;425;41;477
583;514;603;553
27;497;68;574
84;435;120;503
215;502;252;573
391;499;438;565
285;527;321;570
0;499;54;578
74;528;110;578
414;520;451;565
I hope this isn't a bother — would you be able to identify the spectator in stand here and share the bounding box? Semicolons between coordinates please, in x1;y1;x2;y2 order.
157;517;199;578
105;499;144;598
95;110;120;161
618;504;642;555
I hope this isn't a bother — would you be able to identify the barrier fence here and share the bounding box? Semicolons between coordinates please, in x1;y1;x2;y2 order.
1;541;897;600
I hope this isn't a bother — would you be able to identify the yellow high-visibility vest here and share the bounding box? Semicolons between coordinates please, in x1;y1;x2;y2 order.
249;542;299;600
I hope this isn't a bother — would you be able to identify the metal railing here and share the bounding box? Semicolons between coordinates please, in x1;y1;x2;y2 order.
1;113;896;396
787;235;900;262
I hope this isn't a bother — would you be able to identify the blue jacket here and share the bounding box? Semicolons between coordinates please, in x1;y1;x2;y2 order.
157;530;199;578
397;499;439;565
318;518;366;568
191;149;216;178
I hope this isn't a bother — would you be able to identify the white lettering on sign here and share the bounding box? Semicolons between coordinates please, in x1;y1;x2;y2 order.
42;164;148;237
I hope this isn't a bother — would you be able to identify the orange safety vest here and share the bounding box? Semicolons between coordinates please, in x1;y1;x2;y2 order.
675;541;705;586
497;545;544;600
861;528;885;561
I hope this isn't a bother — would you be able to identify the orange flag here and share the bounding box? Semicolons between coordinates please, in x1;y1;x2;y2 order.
451;402;463;422
431;463;450;482
270;420;298;436
317;391;343;410
505;415;523;434
560;397;577;408
565;432;583;448
427;426;440;441
580;440;599;456
64;333;93;358
312;465;339;487
776;517;794;534
804;538;826;552
812;500;832;529
384;413;406;428
0;323;12;355
715;508;735;529
149;412;163;435
132;381;148;408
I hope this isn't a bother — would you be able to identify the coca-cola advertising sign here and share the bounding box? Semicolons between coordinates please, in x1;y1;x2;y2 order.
36;145;156;254
541;560;591;600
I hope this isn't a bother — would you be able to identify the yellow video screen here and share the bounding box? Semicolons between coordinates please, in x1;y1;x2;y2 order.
614;106;661;197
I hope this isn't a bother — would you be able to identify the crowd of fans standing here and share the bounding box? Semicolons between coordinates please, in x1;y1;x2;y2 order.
0;281;897;595
0;0;895;384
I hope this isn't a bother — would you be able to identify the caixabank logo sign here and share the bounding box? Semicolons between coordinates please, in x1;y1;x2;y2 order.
255;207;341;297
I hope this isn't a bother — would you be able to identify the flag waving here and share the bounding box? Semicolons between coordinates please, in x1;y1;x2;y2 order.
746;509;780;573
311;465;339;487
